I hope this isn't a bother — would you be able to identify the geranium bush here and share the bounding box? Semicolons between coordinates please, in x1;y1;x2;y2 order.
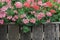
0;0;60;32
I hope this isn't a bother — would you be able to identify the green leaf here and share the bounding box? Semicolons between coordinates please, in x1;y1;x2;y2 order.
18;9;25;14
0;2;3;8
6;9;14;16
23;26;30;33
4;18;10;23
16;18;21;24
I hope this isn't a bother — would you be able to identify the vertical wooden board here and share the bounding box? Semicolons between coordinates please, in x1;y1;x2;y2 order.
8;24;19;40
55;24;59;40
44;23;55;40
32;24;43;40
0;25;7;40
20;26;31;40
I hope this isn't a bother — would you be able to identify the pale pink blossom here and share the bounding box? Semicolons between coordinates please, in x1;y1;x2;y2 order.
22;19;29;24
1;6;8;11
30;18;36;23
57;0;60;3
15;2;23;8
7;16;12;20
38;1;43;6
0;11;6;18
42;3;48;7
36;12;45;20
20;14;26;18
31;11;36;15
5;0;11;3
39;12;45;17
0;0;5;2
26;0;31;3
7;2;12;8
0;20;4;24
27;0;34;3
46;12;52;16
12;18;16;21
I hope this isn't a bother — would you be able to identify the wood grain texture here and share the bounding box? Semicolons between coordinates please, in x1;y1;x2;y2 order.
0;25;7;40
8;24;19;40
44;23;55;40
55;24;59;40
32;24;43;40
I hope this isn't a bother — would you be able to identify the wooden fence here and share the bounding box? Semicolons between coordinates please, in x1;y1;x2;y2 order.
0;22;60;40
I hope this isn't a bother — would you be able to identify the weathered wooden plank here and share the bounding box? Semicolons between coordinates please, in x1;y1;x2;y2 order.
55;24;59;40
44;23;55;40
20;26;31;40
32;24;43;40
8;24;19;40
0;25;7;40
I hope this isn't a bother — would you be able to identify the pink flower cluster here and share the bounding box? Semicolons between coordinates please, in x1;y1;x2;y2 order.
0;0;59;25
0;11;6;18
36;12;45;20
22;18;36;24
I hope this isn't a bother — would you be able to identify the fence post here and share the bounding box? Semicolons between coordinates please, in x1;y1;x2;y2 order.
0;24;7;40
44;23;55;40
32;24;44;40
55;24;59;40
8;23;19;40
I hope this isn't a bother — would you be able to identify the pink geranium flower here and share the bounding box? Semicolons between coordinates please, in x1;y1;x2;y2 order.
7;16;12;20
30;18;36;23
14;15;18;19
0;0;5;2
5;0;11;3
57;0;60;3
15;2;23;8
24;2;31;8
43;2;52;7
46;12;52;16
1;6;8;11
38;1;43;6
22;19;29;24
26;0;34;3
12;18;16;21
0;11;6;18
36;12;45;20
50;9;56;13
0;20;4;24
31;11;36;15
31;2;40;10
